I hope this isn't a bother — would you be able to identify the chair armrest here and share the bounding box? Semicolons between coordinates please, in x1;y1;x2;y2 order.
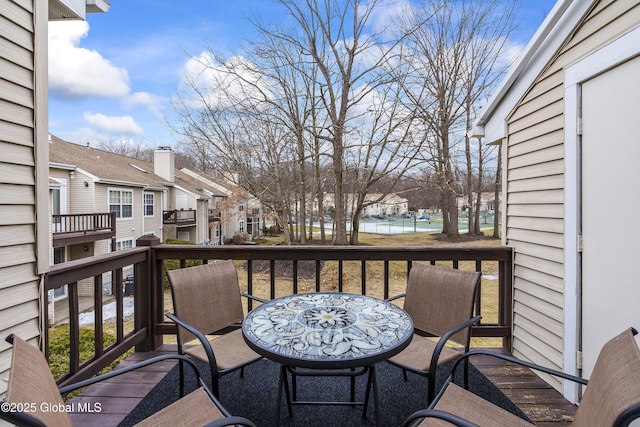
0;407;48;427
385;293;406;303
429;315;482;374
401;409;480;427
204;416;257;427
58;353;204;395
241;292;268;304
450;349;588;386
166;312;218;368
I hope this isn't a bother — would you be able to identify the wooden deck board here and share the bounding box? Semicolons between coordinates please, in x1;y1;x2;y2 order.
68;346;577;426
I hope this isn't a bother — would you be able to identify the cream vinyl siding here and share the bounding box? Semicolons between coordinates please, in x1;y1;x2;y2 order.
504;0;638;390
0;0;44;396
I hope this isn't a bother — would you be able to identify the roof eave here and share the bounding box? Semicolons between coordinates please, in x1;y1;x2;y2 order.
472;0;595;142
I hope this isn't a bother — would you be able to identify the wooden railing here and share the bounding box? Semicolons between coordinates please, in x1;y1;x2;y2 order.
44;240;513;386
52;212;116;247
44;242;154;388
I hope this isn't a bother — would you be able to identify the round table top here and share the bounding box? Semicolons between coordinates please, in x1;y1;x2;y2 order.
242;292;414;369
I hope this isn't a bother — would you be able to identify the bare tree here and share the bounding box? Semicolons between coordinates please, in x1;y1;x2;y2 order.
275;0;414;245
398;0;516;239
97;137;154;161
172;0;418;245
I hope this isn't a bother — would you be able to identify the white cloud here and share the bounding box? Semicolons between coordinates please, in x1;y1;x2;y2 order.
365;0;411;34
179;52;270;110
124;92;165;120
83;112;144;135
48;21;130;99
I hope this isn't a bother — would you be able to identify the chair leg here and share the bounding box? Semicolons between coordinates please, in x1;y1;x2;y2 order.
211;369;219;398
178;359;185;397
463;357;470;390
427;371;436;404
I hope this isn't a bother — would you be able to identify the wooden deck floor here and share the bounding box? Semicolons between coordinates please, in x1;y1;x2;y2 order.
68;346;577;426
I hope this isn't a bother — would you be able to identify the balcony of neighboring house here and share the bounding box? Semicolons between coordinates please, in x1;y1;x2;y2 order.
52;212;117;248
163;208;197;226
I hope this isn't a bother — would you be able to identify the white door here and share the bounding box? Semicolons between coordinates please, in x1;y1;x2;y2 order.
581;55;640;378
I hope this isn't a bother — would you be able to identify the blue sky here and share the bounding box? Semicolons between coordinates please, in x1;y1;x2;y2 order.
48;0;559;149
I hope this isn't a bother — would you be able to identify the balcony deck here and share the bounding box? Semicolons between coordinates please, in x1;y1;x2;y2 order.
68;345;577;426
46;242;576;426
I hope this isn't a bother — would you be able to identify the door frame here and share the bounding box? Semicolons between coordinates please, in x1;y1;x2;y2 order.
563;26;640;403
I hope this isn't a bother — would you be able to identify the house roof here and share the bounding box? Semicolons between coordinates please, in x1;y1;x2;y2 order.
48;135;232;199
471;0;596;143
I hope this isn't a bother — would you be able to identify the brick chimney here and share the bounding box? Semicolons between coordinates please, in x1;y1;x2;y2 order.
154;146;175;182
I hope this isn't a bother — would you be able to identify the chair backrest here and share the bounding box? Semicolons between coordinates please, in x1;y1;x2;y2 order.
5;335;73;427
167;260;245;346
572;328;640;427
403;262;481;346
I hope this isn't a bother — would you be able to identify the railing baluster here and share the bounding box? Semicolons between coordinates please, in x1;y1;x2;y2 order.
383;261;390;299
247;260;254;311
69;282;80;375
94;275;104;357
270;260;275;299
114;268;124;342
293;260;298;294
315;260;321;292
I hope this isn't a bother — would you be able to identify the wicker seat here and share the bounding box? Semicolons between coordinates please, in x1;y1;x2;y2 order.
0;334;255;427
402;327;640;427
166;260;264;397
386;262;482;404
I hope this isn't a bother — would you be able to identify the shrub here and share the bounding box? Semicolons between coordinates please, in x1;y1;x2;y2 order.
162;238;203;288
48;324;133;400
232;232;250;244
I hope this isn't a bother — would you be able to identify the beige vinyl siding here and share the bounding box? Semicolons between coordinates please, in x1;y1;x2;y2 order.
505;0;640;391
68;170;95;212
0;0;43;397
143;190;163;237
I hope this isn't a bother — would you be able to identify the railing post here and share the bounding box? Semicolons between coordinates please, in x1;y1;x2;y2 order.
135;235;160;352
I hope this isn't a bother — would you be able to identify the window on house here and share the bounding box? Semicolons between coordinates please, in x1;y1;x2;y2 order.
239;220;245;232
143;192;154;216
114;238;134;251
109;189;133;219
238;203;244;212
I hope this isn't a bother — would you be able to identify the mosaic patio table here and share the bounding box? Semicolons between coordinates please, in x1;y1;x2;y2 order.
242;292;414;426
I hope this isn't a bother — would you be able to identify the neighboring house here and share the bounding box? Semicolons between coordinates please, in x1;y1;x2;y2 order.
180;168;264;241
471;0;640;402
49;137;262;250
456;192;502;213
322;193;410;218
0;0;110;397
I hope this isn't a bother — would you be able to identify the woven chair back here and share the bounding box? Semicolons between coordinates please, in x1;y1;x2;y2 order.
403;263;481;346
168;260;244;346
6;336;73;427
573;328;640;426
